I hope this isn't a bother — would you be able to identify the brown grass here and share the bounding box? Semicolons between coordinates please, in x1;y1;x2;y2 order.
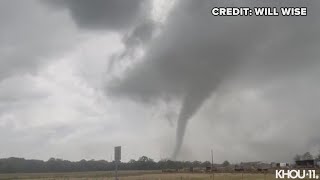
0;171;308;180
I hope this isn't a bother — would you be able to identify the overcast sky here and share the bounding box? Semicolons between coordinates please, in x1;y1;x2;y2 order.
1;0;320;163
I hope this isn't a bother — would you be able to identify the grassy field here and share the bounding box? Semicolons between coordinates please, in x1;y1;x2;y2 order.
0;170;160;180
0;171;309;180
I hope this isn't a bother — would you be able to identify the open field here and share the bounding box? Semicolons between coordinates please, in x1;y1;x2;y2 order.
0;170;160;180
0;171;304;180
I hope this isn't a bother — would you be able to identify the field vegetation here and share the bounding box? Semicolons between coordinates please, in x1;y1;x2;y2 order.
0;171;298;180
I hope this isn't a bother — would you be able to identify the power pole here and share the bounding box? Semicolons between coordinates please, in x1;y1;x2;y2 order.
211;149;214;180
114;146;121;180
211;149;214;169
115;161;119;180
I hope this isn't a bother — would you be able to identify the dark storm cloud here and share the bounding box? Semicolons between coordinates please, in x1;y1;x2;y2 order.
46;0;151;31
107;0;320;159
0;0;78;81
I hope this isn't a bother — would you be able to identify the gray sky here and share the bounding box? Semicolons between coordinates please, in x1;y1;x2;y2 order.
1;0;320;163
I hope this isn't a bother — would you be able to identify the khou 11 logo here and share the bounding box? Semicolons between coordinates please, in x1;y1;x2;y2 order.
276;170;319;179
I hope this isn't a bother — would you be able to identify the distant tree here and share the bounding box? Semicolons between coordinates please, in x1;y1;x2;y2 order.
136;156;156;170
316;150;320;160
202;161;211;167
184;161;192;167
294;154;302;161
192;161;201;167
302;152;313;160
138;156;154;162
222;160;230;166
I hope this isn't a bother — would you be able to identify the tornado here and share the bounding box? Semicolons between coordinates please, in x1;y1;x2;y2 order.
172;84;216;159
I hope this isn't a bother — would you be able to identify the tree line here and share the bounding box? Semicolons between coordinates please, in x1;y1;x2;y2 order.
294;151;320;161
0;156;214;173
1;152;319;173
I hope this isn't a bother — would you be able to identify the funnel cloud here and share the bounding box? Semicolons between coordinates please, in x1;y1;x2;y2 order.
108;0;320;159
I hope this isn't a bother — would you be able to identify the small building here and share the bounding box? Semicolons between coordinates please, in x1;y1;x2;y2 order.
162;169;178;173
235;161;271;172
271;162;277;168
205;166;212;172
239;161;261;171
257;163;271;172
234;165;244;171
276;162;289;168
